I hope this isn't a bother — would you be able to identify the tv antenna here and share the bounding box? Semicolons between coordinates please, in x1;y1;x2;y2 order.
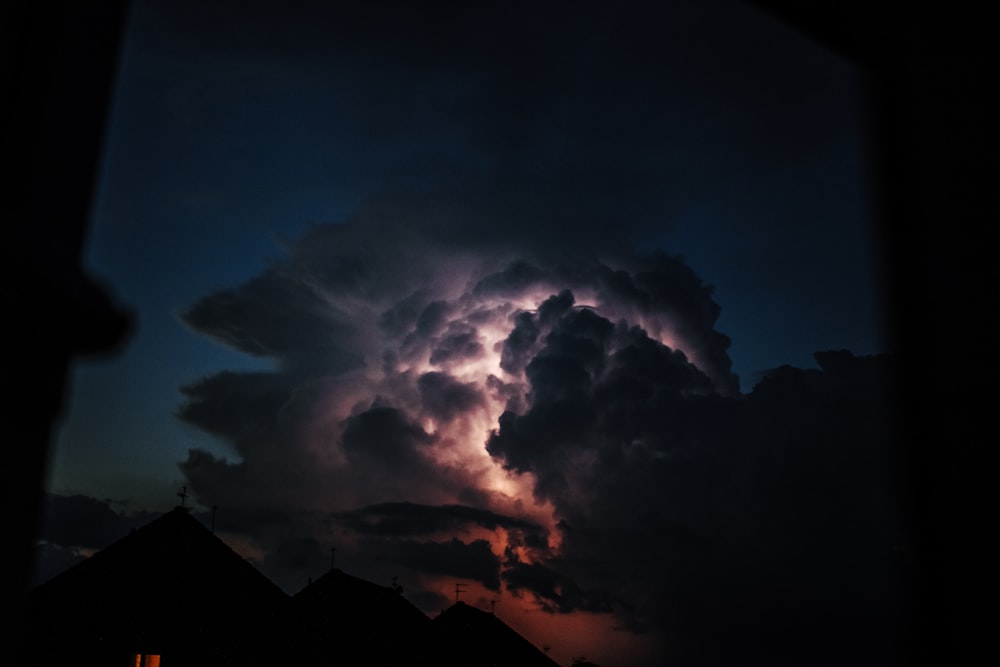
177;485;188;508
455;582;467;602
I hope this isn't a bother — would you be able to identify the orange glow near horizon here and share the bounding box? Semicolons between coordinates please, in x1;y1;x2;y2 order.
455;592;663;667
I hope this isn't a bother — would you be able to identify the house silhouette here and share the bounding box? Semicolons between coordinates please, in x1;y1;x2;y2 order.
288;566;439;665
24;507;564;667
432;600;562;667
24;506;288;666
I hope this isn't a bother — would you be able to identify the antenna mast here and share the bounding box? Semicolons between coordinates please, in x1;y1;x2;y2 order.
455;582;467;602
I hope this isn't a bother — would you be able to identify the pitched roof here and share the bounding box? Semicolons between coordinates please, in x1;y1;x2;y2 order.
26;506;288;666
292;567;430;624
33;505;285;597
288;567;437;664
24;507;567;667
432;601;561;667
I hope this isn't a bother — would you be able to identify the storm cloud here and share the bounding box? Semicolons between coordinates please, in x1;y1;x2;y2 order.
54;1;903;664
489;349;906;664
168;197;905;664
170;208;740;581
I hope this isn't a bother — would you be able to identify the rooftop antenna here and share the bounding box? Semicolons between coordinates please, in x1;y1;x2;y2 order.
177;485;188;509
490;599;498;614
543;644;552;655
455;582;467;603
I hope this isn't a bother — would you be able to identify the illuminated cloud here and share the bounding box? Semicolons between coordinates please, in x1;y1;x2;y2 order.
165;203;904;664
168;206;721;558
33;1;900;663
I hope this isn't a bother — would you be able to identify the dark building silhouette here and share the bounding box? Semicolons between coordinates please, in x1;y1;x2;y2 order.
288;566;440;666
23;507;564;667
24;506;288;667
432;600;562;667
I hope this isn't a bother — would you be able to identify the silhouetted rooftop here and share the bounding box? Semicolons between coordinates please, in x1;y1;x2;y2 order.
26;506;288;666
433;600;561;667
288;566;437;664
25;508;563;667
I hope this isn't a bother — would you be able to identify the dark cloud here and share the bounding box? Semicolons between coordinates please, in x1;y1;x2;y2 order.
488;350;907;664
377;289;429;338
168;196;831;643
332;502;545;539
35;493;156;552
417;372;483;423
473;260;552;299
502;558;612;615
418;300;453;334
526;308;616;399
169;191;901;666
177;371;293;443
177;373;336;514
180;273;364;374
374;538;502;592
499;311;541;375
488;305;715;494
341;406;435;468
428;327;485;367
537;289;575;325
475;255;739;394
143;4;890;663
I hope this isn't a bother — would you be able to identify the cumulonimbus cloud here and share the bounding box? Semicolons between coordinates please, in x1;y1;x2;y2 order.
170;206;904;664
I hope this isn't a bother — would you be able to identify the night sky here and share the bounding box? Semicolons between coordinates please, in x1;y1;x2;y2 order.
34;1;905;665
